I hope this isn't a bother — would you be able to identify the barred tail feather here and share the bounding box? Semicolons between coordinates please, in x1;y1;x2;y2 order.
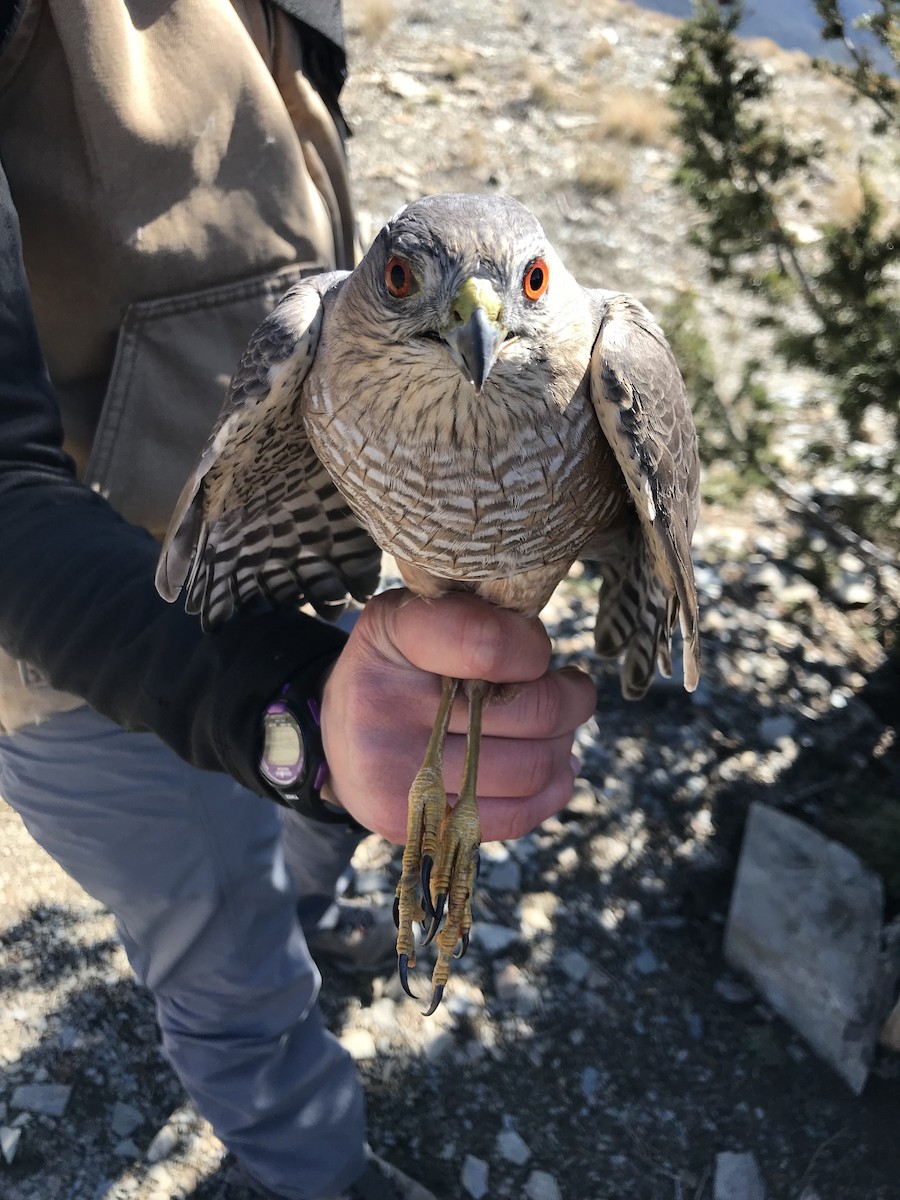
592;537;676;701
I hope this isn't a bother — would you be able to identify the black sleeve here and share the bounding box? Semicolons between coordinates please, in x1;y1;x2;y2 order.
0;155;347;796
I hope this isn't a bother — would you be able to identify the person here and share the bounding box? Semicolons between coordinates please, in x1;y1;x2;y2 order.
0;3;595;1198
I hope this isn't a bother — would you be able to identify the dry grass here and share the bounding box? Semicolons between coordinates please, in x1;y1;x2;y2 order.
574;148;630;196
590;86;674;146
348;0;397;42
582;36;615;68
527;65;565;110
454;126;488;171
827;170;866;225
436;46;479;82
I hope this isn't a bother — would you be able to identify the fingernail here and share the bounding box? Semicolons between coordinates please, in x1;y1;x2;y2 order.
570;754;581;777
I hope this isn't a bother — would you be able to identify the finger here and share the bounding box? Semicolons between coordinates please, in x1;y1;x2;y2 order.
476;761;580;842
445;668;596;740
337;754;580;847
440;731;577;799
362;589;552;683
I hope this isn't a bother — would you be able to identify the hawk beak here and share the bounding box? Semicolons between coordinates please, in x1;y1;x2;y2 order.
442;277;506;393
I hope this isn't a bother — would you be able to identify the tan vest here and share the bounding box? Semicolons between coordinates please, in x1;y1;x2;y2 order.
0;0;355;733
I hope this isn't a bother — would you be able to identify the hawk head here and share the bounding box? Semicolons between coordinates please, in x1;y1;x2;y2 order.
347;193;587;395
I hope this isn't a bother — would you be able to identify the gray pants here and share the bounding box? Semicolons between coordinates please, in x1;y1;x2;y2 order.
0;704;367;1200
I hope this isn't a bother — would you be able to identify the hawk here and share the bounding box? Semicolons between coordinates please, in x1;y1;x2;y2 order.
157;193;700;1013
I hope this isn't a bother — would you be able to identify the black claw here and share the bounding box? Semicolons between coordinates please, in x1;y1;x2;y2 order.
454;932;469;959
420;856;435;921
398;954;417;1000
421;892;446;946
392;895;400;930
423;984;444;1016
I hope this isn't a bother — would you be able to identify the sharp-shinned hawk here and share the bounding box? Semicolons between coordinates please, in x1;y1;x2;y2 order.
157;193;701;1013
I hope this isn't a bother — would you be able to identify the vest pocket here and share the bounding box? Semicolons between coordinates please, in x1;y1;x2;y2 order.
84;262;319;541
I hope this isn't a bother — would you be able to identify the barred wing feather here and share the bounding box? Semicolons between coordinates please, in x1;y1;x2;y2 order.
587;291;701;693
155;274;381;631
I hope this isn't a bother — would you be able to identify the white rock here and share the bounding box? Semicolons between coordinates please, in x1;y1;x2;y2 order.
725;803;900;1094
10;1083;71;1117
497;1129;531;1165
461;1154;489;1199
714;1150;766;1200
0;1125;22;1165
525;1169;562;1200
557;846;579;873
384;71;429;99
367;997;399;1031
111;1101;143;1138
340;1029;378;1061
145;1124;179;1163
494;963;541;1014
834;575;875;607
590;833;629;869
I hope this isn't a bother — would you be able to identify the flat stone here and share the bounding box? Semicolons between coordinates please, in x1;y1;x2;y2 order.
580;1066;600;1101
725;803;900;1094
758;714;796;746
111;1101;144;1138
631;948;660;976
525;1169;562;1200
10;1083;71;1117
486;858;522;892
496;1129;531;1164
113;1138;141;1158
473;923;519;955
461;1154;489;1199
714;1151;766;1200
559;949;591;983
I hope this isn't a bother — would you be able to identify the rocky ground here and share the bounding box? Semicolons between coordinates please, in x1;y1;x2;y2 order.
2;2;899;1199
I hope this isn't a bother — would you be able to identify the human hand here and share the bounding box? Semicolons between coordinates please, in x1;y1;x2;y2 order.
319;588;596;844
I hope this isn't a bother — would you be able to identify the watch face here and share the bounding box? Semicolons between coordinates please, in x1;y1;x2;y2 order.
260;712;306;787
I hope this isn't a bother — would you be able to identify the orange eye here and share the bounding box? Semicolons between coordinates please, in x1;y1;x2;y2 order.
523;257;549;301
385;255;414;298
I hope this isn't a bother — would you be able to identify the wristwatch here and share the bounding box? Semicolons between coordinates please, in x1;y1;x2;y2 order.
259;683;358;826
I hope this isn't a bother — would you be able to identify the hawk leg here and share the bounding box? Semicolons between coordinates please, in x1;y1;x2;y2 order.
394;676;487;1014
394;676;458;996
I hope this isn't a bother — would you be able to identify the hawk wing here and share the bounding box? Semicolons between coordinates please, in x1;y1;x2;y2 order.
156;273;382;631
586;291;701;694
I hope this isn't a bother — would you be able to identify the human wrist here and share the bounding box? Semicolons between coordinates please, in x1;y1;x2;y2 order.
257;674;361;827
207;608;348;800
